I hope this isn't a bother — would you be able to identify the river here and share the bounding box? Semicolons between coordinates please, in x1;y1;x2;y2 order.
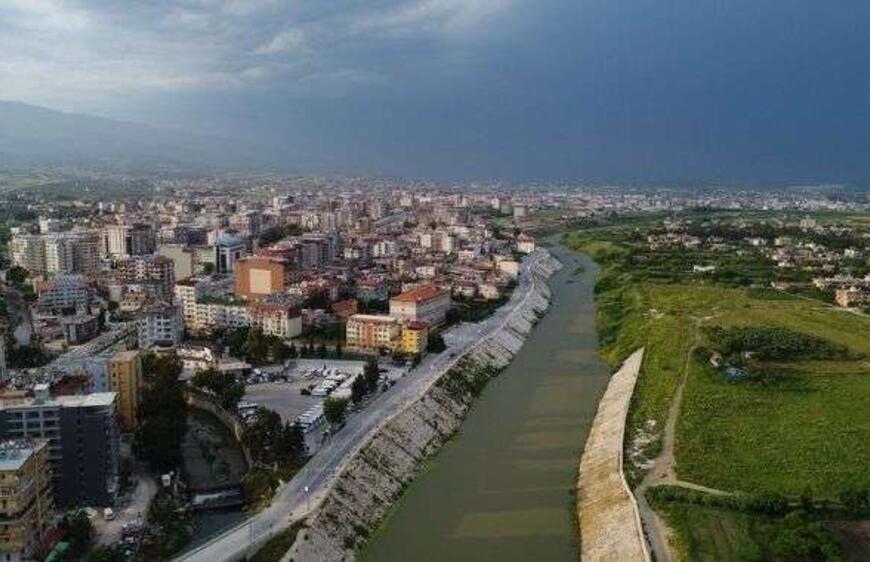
362;243;610;562
182;408;249;547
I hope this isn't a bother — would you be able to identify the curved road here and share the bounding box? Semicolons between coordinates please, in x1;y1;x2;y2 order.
176;251;551;562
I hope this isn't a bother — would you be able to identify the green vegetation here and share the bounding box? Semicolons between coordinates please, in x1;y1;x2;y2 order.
653;502;841;562
242;408;308;508
249;522;306;562
324;396;349;426
141;490;193;560
226;327;293;365
243;408;307;467
63;510;94;558
190;367;245;410
136;352;188;472
567;212;870;557
704;325;850;361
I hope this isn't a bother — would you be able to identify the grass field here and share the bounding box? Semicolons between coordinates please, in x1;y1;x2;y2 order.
655;503;770;561
566;226;870;496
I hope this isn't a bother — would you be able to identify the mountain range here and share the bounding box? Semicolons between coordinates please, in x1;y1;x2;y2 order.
0;101;288;173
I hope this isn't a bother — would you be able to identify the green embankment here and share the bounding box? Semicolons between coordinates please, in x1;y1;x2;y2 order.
565;217;870;559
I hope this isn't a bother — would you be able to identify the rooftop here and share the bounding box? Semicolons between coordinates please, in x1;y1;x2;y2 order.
391;284;448;303
0;440;46;472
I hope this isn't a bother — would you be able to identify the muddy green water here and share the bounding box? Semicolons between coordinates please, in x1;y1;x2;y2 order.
362;244;610;562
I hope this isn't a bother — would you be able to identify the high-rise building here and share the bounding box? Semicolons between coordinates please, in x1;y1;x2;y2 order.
116;255;175;299
70;230;102;275
35;275;91;313
156;244;196;280
43;235;74;275
0;386;120;507
0;439;55;562
136;302;183;349
215;233;246;274
107;350;144;432
103;223;156;259
8;235;46;275
9;231;103;277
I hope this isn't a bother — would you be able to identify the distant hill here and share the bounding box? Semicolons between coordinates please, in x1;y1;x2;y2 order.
0;101;286;173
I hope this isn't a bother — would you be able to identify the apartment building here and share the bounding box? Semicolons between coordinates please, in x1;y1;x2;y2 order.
0;440;55;562
389;284;451;325
107;351;143;432
0;387;120;507
116;255;175;299
248;302;302;339
136;302;182;349
103;223;156;259
345;315;402;351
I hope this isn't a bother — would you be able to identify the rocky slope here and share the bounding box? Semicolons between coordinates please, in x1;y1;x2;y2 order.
284;251;562;562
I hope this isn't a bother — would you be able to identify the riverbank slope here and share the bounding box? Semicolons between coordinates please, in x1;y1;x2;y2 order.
284;250;562;561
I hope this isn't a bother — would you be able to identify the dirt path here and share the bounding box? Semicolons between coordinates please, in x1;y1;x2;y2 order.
634;317;730;562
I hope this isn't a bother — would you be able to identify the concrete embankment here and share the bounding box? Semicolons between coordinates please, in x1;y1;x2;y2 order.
576;348;650;562
284;251;562;562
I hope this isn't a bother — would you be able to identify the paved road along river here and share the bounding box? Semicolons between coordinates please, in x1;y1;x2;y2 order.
362;243;611;562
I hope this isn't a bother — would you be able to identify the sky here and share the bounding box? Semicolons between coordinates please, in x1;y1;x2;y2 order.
3;0;870;183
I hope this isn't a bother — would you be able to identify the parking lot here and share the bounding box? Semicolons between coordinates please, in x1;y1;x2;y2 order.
240;358;409;454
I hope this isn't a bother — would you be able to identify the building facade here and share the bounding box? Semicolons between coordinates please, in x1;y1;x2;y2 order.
0;387;120;508
234;256;292;299
107;351;143;432
0;440;55;562
389;284;451;325
345;314;402;351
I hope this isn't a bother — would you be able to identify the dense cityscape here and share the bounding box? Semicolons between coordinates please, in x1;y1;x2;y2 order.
5;1;870;560
0;172;868;560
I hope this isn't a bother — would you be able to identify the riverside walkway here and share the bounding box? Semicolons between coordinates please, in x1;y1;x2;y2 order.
577;348;650;562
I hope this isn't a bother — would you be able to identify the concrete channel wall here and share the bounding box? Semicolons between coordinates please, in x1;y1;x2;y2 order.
284;251;562;562
577;348;650;562
184;388;254;468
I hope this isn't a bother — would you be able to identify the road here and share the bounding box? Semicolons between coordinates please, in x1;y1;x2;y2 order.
176;251;550;562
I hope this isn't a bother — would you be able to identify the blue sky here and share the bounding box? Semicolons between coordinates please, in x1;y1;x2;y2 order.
3;0;870;182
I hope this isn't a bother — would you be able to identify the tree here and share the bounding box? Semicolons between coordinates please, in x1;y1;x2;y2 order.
281;421;307;464
839;488;869;517
427;332;446;353
323;396;348;427
201;262;215;276
6;265;28;286
244;328;270;362
226;327;249;357
85;545;125;562
772;511;841;561
144;490;192;559
272;339;293;362
64;510;94;557
335;343;343;358
317;343;327;358
243;410;307;466
289;342;298;358
364;359;380;393
243;408;284;465
191;368;245;411
136;352;187;472
351;375;367;404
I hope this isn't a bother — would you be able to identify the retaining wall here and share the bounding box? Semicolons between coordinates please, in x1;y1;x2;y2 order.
284;251;562;562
